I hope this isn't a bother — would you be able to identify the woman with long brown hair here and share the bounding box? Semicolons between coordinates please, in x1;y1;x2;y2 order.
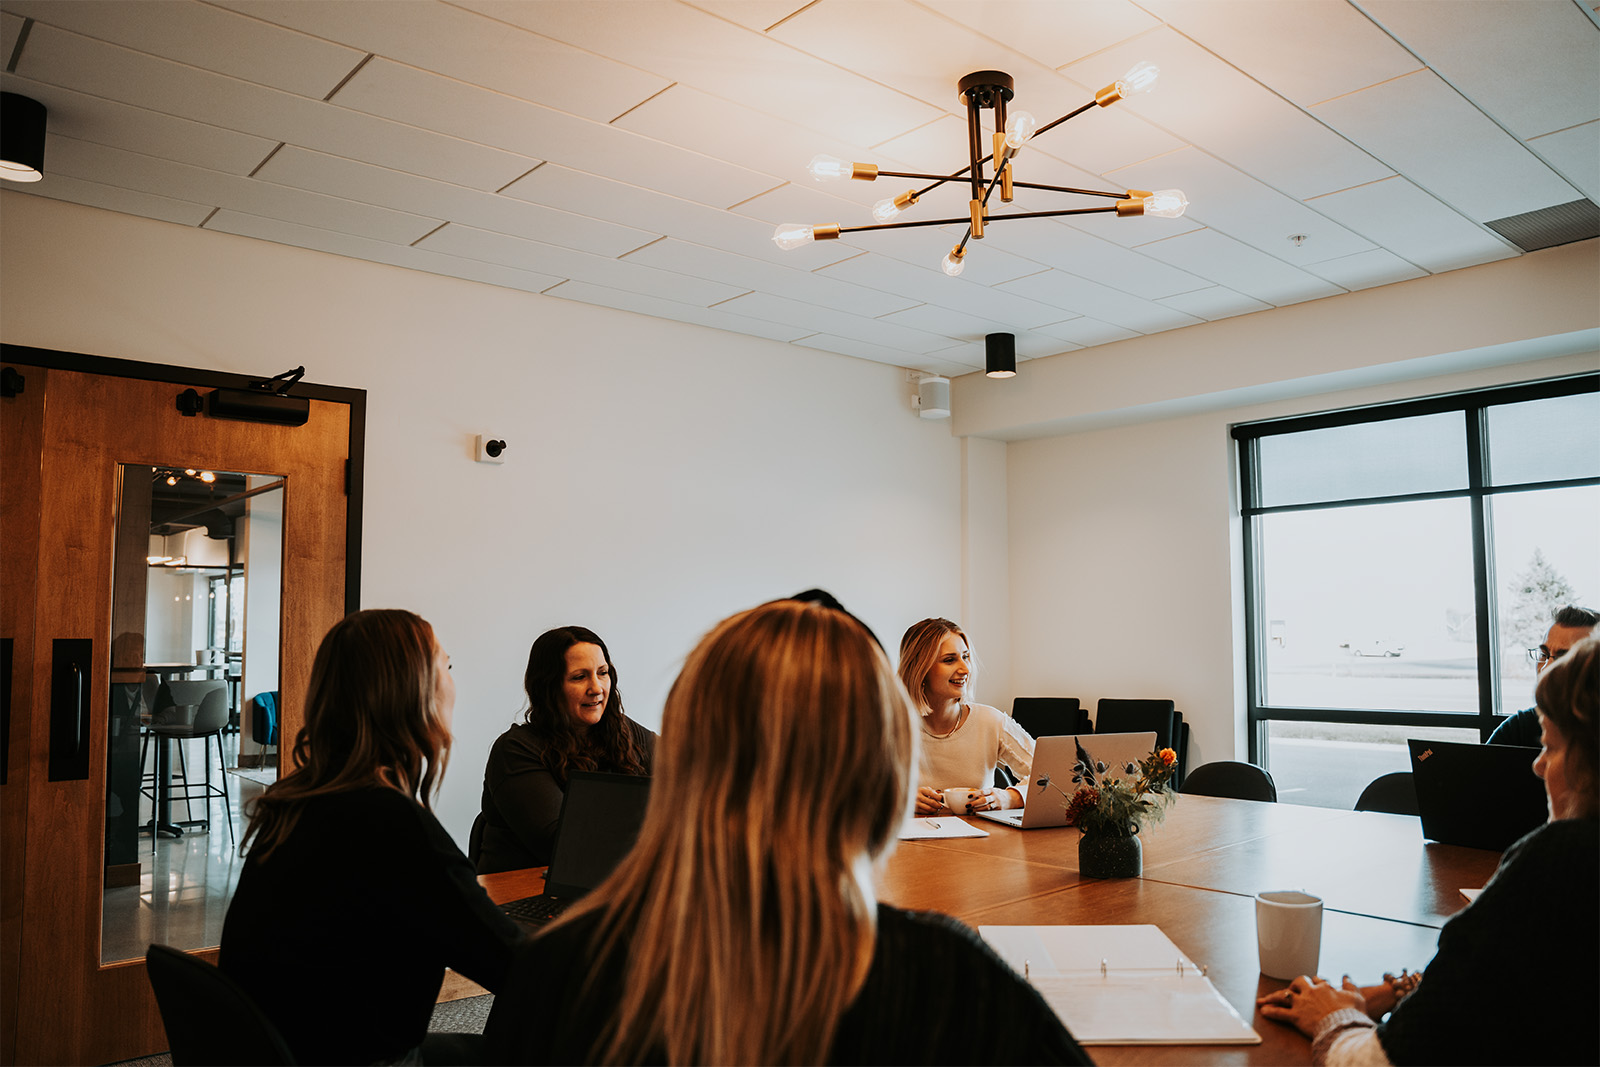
475;625;654;873
220;609;522;1065
482;599;1088;1065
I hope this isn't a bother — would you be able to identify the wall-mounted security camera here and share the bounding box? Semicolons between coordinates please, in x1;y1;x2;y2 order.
475;435;507;464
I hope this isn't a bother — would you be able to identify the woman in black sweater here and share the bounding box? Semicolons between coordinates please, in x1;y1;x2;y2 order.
220;609;522;1065
474;626;654;873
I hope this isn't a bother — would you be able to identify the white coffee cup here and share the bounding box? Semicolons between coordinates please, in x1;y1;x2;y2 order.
1255;890;1323;979
943;787;979;814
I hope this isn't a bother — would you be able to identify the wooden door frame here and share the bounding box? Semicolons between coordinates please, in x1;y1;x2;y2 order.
0;344;366;1065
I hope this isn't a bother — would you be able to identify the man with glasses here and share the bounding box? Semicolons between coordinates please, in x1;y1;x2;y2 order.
1487;605;1599;746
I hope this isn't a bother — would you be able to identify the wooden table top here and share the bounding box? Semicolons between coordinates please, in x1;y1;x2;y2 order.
466;798;1505;1066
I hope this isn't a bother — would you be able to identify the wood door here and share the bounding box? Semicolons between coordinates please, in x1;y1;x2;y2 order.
0;362;355;1065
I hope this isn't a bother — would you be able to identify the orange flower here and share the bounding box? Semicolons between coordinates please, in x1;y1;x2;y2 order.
1158;747;1177;767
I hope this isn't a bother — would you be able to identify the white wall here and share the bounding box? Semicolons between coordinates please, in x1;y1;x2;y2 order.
0;192;966;842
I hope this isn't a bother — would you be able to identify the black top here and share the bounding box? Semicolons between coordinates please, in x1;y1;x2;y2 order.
475;717;655;874
482;903;1091;1065
219;787;523;1065
1485;707;1540;747
1377;817;1599;1065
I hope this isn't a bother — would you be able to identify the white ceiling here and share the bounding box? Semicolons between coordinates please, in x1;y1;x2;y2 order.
3;0;1597;377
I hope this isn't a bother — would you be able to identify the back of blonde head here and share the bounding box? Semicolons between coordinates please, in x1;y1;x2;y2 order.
566;599;918;1065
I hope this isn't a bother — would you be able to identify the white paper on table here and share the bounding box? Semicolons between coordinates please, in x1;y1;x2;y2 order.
898;817;989;840
980;924;1260;1045
1460;887;1482;902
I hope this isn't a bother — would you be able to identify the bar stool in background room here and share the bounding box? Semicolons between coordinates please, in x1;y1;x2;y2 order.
141;680;234;845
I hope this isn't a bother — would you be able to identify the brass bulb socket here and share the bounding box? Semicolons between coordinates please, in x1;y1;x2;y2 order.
1115;198;1145;217
815;224;842;240
1095;83;1124;107
893;189;919;210
969;198;985;239
850;162;879;181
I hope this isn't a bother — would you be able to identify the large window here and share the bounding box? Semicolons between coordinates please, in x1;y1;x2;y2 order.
1235;375;1598;808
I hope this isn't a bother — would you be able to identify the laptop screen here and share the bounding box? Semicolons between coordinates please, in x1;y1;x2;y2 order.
543;771;652;899
1409;739;1546;852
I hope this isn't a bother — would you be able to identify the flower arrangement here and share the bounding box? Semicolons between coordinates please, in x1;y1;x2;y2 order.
1038;742;1178;837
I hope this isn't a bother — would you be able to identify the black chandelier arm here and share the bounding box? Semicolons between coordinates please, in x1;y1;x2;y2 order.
1034;99;1098;140
1009;181;1127;199
834;203;1123;237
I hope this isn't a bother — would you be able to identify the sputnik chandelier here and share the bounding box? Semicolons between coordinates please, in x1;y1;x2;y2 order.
773;65;1188;276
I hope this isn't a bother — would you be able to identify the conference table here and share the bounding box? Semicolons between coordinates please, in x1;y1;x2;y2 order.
467;796;1504;1066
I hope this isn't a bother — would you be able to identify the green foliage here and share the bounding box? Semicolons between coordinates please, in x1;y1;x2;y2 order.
1047;746;1178;838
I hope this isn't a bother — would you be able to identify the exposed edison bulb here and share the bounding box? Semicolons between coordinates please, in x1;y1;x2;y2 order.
166;475;178;486
1004;111;1038;150
1119;61;1160;96
199;470;216;483
185;468;197;475
1145;189;1189;218
772;223;815;250
871;197;903;223
940;247;967;277
806;154;851;181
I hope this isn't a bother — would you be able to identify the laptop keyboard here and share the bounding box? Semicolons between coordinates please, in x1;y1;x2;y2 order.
499;894;567;926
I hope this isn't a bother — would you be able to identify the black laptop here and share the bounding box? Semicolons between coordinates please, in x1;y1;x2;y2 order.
1408;739;1546;852
498;771;651;926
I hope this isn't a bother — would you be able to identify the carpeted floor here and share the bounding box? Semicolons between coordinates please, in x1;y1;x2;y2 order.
106;994;494;1066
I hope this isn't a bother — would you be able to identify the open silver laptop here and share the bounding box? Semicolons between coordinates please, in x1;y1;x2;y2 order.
976;732;1158;829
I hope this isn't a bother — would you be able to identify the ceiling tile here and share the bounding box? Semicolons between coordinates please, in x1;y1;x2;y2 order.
2;74;278;174
997;269;1205;331
6;0;364;97
500;164;858;271
1301;248;1428;291
684;3;813;34
454;0;945;146
1033;316;1139;347
621;238;919;319
2;11;26;59
919;0;1163;71
331;60;781;209
712;291;963;354
206;208;566;294
1529;121;1600;204
23;171;214;226
1059;26;1394;200
1358;0;1600;139
546;280;816;343
816;253;1069;329
876;303;1021;340
418;223;750;306
1134;228;1347;305
211;0;669;123
1310;69;1581;221
12;23;534;189
256;146;655;257
979;218;1210;300
1156;285;1272;321
1305;175;1519;273
47;135;443;244
934;332;1076;365
1141;0;1421;107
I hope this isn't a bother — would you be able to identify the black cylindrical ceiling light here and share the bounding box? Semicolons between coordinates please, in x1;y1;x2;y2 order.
985;332;1017;378
1;93;48;183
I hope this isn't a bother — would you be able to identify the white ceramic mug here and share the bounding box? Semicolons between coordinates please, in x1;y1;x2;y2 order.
943;787;979;814
1255;890;1323;979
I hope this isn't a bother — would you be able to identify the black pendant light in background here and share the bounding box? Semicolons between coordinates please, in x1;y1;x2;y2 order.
986;332;1017;379
1;92;48;183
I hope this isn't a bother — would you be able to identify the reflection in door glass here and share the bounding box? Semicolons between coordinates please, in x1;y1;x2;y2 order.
103;465;283;963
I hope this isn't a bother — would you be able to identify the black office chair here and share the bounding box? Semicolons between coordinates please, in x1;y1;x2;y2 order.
146;944;296;1066
1095;698;1189;788
1011;697;1089;738
1355;771;1419;815
143;680;234;841
1180;760;1278;802
468;811;486;869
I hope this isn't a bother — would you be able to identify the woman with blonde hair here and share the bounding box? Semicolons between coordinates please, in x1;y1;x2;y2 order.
899;617;1035;816
483;599;1087;1065
221;609;522;1065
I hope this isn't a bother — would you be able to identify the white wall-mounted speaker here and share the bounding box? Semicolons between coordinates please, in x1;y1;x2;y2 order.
916;376;951;419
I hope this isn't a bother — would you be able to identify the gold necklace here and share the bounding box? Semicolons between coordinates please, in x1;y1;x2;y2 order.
924;703;968;739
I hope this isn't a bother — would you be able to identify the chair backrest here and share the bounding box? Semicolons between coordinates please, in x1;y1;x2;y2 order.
1095;698;1188;786
468;811;486;869
191;683;230;733
1180;760;1278;802
146;944;297;1066
1011;697;1088;738
141;674;161;718
1355;771;1420;815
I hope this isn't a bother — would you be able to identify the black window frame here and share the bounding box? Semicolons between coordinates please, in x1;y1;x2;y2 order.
1233;372;1599;764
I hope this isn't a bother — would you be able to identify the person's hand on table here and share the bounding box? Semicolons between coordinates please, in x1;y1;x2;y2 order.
914;787;944;815
1256;975;1367;1037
